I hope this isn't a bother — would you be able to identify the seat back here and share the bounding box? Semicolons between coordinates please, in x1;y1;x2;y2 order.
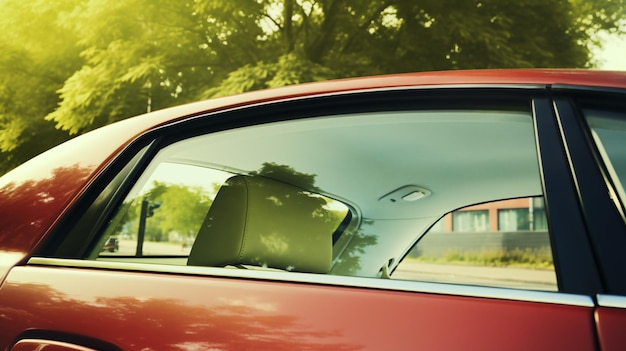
187;175;334;273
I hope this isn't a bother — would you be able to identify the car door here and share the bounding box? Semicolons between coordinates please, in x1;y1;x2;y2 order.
552;88;626;351
0;87;604;351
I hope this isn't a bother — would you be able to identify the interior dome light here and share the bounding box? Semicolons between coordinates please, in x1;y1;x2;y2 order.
402;190;427;202
379;185;432;203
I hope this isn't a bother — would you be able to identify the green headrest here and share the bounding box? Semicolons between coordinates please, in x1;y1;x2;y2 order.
187;175;334;273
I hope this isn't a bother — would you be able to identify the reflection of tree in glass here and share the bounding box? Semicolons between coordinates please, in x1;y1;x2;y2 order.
213;163;339;271
250;163;349;229
0;164;92;251
330;219;378;276
247;162;377;274
250;162;319;191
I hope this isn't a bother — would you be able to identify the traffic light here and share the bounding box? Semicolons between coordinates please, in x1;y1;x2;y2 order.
146;202;161;217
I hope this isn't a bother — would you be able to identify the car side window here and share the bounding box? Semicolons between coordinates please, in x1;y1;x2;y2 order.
80;107;559;291
392;196;557;291
94;160;350;269
584;109;626;208
93;163;232;262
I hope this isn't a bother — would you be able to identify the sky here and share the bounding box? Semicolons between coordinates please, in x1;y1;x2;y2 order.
595;32;626;70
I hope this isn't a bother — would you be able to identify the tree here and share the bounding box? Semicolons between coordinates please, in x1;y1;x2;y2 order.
45;0;216;134
148;182;214;241
0;0;624;175
117;181;214;242
201;0;626;96
0;0;84;172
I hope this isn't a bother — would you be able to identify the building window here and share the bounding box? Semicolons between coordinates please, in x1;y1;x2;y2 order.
532;208;548;230
452;210;489;232
498;208;531;231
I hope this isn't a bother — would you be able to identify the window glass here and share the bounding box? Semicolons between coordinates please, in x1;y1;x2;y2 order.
96;163;231;259
88;108;556;291
498;208;530;231
584;109;626;207
453;210;489;232
393;197;556;291
95;157;351;266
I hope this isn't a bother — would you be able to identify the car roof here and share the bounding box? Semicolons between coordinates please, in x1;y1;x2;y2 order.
157;69;626;126
1;69;625;255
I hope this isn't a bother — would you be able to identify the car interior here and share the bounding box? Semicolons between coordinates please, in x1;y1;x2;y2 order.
93;108;554;289
187;175;337;273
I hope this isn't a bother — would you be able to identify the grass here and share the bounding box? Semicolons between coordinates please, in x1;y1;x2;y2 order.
408;247;554;269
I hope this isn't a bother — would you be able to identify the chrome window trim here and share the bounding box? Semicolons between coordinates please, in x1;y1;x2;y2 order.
28;257;593;307
597;294;626;308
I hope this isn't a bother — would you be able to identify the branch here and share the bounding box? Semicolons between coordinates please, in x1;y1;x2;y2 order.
261;11;283;30
340;1;394;55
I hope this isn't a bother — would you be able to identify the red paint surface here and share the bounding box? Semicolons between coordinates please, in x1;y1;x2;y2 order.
595;307;626;351
0;119;143;256
0;266;597;351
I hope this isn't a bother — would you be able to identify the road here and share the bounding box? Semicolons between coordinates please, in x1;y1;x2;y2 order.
393;261;557;291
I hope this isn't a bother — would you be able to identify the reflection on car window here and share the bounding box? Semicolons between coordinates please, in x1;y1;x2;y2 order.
392;197;557;291
584;109;626;207
88;108;559;291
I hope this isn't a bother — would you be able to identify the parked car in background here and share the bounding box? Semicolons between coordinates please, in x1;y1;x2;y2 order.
0;70;625;351
101;237;119;252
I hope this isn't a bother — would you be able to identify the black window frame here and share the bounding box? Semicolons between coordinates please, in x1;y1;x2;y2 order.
37;86;604;295
552;86;626;294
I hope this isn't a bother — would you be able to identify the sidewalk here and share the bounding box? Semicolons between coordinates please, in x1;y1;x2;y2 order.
393;261;557;291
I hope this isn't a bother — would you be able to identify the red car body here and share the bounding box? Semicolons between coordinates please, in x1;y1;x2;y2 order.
1;69;625;350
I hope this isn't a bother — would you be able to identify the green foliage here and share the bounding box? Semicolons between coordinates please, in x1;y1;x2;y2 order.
147;182;214;239
201;54;337;98
0;0;624;174
412;247;555;269
0;0;83;171
250;162;320;191
117;181;214;242
129;182;214;242
45;0;212;134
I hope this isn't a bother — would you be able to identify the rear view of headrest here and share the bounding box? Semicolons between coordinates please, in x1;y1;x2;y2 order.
187;175;335;273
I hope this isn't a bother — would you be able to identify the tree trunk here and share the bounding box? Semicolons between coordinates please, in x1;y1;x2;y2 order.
283;0;294;53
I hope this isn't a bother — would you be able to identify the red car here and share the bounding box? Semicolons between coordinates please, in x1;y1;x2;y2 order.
1;69;625;351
